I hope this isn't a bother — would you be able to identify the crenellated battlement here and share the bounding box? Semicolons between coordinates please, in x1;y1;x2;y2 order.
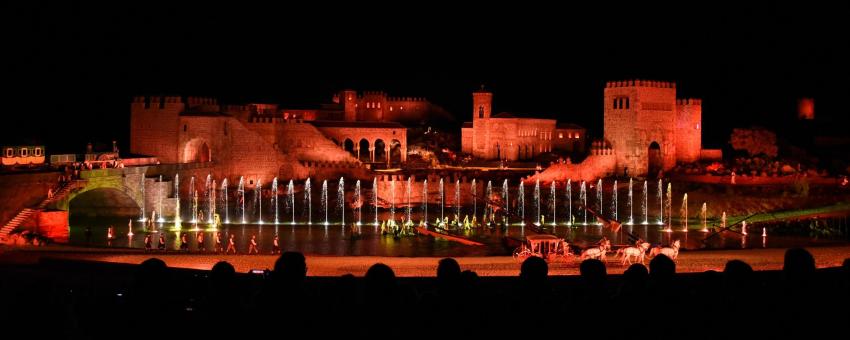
359;91;386;97
248;116;282;124
299;160;361;168
349;91;430;103
676;98;702;106
223;104;250;112
187;97;218;106
387;96;427;102
131;95;184;109
605;80;676;89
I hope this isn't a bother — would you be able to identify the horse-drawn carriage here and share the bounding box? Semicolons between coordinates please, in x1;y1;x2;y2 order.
512;235;572;262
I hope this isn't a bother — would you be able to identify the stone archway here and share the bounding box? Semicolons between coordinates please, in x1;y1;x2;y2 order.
374;139;386;164
390;139;402;166
358;139;370;162
343;138;355;157
648;141;663;178
183;138;212;163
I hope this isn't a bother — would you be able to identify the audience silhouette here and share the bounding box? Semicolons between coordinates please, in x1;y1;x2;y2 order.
3;249;848;338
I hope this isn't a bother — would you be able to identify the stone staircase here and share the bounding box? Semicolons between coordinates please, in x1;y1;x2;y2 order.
278;122;362;164
0;208;38;242
0;180;79;243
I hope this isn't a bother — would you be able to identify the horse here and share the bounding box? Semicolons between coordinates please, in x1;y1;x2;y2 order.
650;240;681;260
617;242;650;265
580;239;611;261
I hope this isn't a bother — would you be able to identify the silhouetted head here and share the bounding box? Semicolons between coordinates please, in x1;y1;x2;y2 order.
520;256;548;286
723;260;754;291
364;263;397;299
273;252;307;285
460;270;479;285
783;248;815;280
437;258;461;285
623;263;649;283
649;254;676;281
210;261;235;281
135;258;169;289
580;259;607;286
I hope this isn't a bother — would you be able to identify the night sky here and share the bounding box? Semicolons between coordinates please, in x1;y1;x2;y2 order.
3;2;848;154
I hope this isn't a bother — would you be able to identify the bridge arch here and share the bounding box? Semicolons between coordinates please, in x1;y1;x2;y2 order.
68;187;141;218
53;169;147;217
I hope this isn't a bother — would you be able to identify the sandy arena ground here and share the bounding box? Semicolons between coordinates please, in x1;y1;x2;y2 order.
2;245;849;276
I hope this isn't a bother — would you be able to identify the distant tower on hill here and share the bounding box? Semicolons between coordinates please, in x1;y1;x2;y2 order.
797;98;815;120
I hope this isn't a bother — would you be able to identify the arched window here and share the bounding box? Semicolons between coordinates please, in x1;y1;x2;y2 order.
478;106;484;118
5;148;13;158
625;97;630;109
34;147;42;156
20;148;28;157
183;124;187;132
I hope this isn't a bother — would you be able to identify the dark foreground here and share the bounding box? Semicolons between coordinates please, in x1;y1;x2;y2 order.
1;247;848;339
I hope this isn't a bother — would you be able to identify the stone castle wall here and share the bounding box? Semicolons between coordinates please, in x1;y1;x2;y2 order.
675;99;702;163
130;96;183;163
341;90;436;123
603;80;704;176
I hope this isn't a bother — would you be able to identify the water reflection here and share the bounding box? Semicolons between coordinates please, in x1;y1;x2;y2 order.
70;216;841;257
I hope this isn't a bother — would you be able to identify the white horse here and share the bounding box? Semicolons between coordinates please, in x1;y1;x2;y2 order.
650;240;681;260
618;242;650;265
580;239;611;261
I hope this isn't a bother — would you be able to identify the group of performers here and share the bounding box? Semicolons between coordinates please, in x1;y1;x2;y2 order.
374;210;506;238
142;231;281;255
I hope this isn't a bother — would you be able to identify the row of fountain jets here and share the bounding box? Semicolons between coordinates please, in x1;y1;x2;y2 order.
140;175;716;232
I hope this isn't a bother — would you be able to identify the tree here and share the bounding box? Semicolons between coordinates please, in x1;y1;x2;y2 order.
729;127;778;157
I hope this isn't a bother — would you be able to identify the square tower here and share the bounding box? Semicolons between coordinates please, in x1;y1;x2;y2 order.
471;87;493;158
603;80;677;177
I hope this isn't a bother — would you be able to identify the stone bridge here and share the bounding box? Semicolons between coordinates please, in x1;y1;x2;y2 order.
53;167;148;217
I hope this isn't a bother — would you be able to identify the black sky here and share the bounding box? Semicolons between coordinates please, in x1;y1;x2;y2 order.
2;1;848;153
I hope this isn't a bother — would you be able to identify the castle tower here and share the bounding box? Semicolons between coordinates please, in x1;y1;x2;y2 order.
361;91;386;121
130;95;185;163
797;98;815;120
341;90;357;121
675;99;702;163
471;87;494;158
472;86;492;121
603;80;677;177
